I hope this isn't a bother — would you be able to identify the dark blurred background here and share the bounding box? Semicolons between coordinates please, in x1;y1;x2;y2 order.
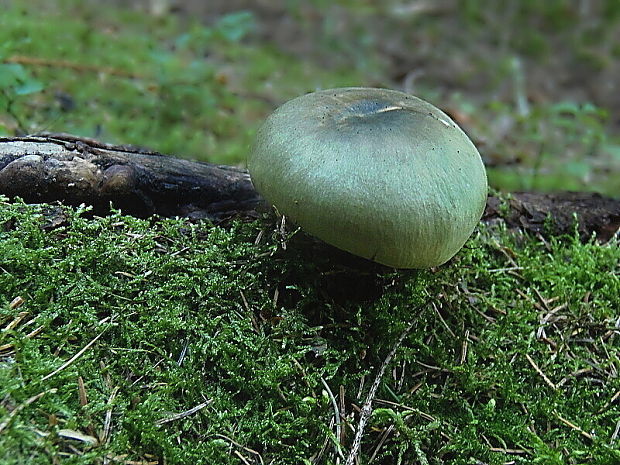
1;0;619;194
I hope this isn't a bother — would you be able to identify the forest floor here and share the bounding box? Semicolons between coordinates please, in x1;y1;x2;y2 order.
0;1;619;464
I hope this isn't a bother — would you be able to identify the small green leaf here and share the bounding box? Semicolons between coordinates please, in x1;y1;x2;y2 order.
215;11;256;42
0;63;43;95
14;79;44;96
0;63;26;87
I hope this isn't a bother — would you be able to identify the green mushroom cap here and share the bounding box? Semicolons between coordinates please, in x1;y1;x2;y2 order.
248;87;488;269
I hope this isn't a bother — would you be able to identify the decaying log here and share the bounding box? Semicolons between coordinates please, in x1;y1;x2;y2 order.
485;192;620;242
0;134;263;221
0;134;619;241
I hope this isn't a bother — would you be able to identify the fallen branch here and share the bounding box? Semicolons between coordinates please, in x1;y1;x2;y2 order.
0;134;262;221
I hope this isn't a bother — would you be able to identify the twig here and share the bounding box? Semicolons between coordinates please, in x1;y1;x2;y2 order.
345;302;425;465
0;342;14;352
233;450;252;465
487;266;524;272
0;316;44;354
489;447;528;455
373;399;436;423
460;329;470;365
9;296;25;310
396;360;407;393
537;303;568;339
525;353;557;390
2;311;29;332
415;360;451;373
155;400;211;425
339;384;346;444
611;419;620;444
105;455;159;465
598;389;620;413
320;377;345;461
101;386;120;443
77;376;88;406
213;434;264;465
557;367;594;387
57;428;98;445
313;416;334;464
25;325;44;339
42;320;110;381
356;375;365;399
277;215;287;250
176;340;189;366
4;55;144;79
0;388;57;433
554;412;594;440
431;302;455;338
368;424;395;464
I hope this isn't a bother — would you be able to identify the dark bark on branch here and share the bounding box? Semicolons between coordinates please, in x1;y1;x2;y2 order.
1;134;619;241
0;134;263;222
484;192;620;243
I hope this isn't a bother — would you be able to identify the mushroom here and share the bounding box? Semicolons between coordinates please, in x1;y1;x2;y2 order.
248;87;487;269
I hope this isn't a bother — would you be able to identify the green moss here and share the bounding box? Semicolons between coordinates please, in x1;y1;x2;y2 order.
0;198;618;464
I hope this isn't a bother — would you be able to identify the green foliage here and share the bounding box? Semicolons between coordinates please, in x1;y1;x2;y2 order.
483;100;616;193
0;62;44;134
0;64;43;97
0;1;368;164
2;0;619;193
0;198;618;464
458;0;618;57
382;0;620;195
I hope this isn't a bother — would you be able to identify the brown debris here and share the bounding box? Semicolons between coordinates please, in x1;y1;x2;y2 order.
485;191;620;242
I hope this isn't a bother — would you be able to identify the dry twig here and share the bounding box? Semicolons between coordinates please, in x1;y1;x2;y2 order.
4;55;144;79
525;353;557;390
101;386;121;444
155;400;211;426
213;434;264;465
0;388;57;433
42;317;110;381
554;412;594;440
345;302;428;465
320;377;345;461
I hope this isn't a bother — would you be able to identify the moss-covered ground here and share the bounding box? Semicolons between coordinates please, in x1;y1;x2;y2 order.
1;198;618;464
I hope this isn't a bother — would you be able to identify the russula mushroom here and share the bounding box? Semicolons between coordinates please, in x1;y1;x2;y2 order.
248;87;487;269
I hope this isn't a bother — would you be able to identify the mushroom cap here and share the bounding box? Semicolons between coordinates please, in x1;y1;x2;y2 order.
248;87;487;269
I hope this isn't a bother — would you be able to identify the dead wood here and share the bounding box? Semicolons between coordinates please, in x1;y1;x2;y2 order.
0;134;263;221
0;134;618;241
484;191;620;242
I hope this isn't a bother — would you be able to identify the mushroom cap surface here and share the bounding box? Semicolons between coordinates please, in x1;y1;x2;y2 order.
248;87;487;269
